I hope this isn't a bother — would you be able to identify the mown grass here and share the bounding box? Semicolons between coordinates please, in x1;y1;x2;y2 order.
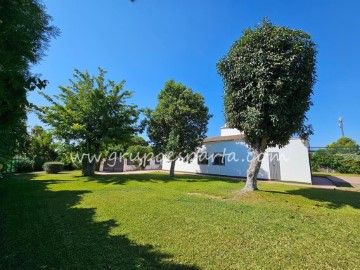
1;171;359;269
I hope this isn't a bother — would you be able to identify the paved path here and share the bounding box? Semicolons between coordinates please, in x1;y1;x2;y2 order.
311;176;337;189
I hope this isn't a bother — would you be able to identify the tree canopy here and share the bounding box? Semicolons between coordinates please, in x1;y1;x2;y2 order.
0;0;59;165
40;68;139;176
327;137;359;153
145;80;212;177
217;19;317;191
27;125;58;171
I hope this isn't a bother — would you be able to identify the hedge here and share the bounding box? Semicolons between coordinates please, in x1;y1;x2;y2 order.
14;158;34;173
311;151;360;174
43;162;64;174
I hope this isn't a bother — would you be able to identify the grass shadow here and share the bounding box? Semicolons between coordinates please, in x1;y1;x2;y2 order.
0;174;199;269
264;187;360;209
81;171;242;185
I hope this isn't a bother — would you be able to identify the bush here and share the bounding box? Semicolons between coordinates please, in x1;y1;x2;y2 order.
311;151;360;174
43;162;64;174
14;158;34;173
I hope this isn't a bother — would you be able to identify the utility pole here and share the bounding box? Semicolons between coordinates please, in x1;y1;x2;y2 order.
338;116;344;137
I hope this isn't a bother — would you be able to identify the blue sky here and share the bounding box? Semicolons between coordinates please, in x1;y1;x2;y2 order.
29;0;360;147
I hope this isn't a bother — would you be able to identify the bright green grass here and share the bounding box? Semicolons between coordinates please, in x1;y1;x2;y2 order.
1;171;360;269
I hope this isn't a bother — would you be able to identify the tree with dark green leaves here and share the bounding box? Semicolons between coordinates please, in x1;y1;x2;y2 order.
0;0;59;165
217;19;317;191
40;68;139;176
144;80;212;177
27;125;58;171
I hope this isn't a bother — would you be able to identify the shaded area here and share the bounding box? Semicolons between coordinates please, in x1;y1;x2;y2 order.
0;174;199;269
264;187;360;209
312;176;334;186
325;175;353;187
84;172;243;185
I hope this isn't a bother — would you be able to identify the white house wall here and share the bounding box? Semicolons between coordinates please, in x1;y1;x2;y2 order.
263;139;311;183
162;139;312;184
123;158;162;171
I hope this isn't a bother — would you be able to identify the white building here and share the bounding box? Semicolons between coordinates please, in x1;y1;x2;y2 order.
162;126;312;184
99;158;162;172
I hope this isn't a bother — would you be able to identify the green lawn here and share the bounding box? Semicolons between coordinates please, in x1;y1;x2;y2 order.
1;171;359;269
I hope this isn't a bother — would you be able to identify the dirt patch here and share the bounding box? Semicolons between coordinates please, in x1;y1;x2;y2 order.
187;192;224;200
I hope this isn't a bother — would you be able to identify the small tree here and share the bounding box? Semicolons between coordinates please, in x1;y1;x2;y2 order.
145;80;212;177
27;125;58;171
126;145;153;169
217;19;317;191
40;68;139;176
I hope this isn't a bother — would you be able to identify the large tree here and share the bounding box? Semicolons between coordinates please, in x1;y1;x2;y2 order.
145;80;212;177
217;19;317;191
0;0;59;164
40;68;139;176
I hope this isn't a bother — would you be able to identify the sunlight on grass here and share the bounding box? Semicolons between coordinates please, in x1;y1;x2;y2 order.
1;171;359;269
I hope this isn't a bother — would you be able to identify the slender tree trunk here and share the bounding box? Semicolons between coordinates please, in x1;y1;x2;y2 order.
169;160;176;177
243;139;268;192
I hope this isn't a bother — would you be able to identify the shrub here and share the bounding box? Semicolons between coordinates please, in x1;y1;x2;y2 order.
43;162;64;174
311;151;360;174
14;158;34;173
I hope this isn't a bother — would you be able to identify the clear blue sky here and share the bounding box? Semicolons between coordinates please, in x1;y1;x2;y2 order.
29;0;360;147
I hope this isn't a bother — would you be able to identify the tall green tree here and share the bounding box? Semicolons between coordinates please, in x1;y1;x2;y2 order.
40;68;139;176
145;80;212;177
0;0;59;164
27;125;58;171
217;19;317;191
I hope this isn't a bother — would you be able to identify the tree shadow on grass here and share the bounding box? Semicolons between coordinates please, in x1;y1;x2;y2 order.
263;187;360;209
81;172;243;186
0;174;199;269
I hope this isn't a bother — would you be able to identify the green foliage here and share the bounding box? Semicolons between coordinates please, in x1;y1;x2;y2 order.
126;145;153;169
0;0;59;162
40;68;139;175
43;162;64;174
217;19;317;148
311;150;360;174
13;157;34;173
326;137;359;153
145;80;212;161
104;136;149;157
27;125;58;171
312;137;360;174
54;142;81;171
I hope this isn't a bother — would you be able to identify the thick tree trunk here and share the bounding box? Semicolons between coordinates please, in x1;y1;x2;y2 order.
169;160;176;177
82;142;99;176
82;159;96;176
243;139;268;192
